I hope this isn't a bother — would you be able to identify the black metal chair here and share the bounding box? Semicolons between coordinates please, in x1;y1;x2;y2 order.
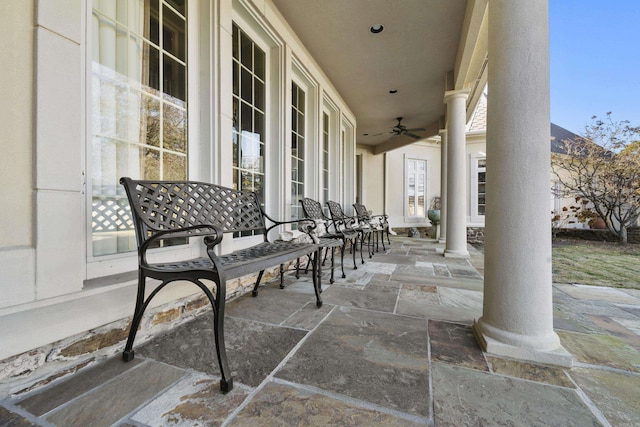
353;203;391;251
302;198;358;278
326;200;373;263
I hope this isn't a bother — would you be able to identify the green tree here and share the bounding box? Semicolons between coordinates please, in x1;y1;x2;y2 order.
551;113;640;244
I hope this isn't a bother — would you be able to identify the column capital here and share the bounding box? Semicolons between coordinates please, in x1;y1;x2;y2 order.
443;88;470;103
438;128;447;137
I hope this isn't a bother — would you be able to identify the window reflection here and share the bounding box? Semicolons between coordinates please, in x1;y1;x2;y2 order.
91;0;188;256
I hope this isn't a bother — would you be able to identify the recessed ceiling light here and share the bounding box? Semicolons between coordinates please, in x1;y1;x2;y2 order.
389;89;398;94
370;24;384;34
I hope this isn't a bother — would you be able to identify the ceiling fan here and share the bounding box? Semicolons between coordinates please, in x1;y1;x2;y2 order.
390;117;425;139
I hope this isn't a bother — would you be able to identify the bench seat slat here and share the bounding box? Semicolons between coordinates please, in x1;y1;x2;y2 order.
149;241;318;279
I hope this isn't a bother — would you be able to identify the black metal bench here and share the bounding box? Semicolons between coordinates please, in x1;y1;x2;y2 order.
119;177;320;393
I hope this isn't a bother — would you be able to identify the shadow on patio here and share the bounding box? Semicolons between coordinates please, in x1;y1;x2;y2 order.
2;236;639;426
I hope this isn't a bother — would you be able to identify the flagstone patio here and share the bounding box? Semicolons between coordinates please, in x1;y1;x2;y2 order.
1;236;639;426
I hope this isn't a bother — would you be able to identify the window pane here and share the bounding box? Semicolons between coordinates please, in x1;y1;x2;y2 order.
163;103;186;153
149;1;160;45
241;102;252;133
254;78;264;111
163;152;187;180
91;0;188;256
241;68;252;104
141;147;160;179
141;93;161;147
254;48;265;80
166;0;186;15
254;110;264;140
240;32;252;68
163;5;185;61
144;42;160;91
162;55;185;102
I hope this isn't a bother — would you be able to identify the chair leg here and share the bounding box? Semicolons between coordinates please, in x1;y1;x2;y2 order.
251;270;265;297
340;242;347;278
359;233;366;264
322;247;329;266
329;247;335;284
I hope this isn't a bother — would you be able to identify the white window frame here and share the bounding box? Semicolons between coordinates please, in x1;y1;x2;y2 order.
289;59;317;222
468;153;486;225
404;157;428;222
229;2;284;250
85;0;199;280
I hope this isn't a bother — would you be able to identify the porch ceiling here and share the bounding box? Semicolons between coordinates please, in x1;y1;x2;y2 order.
272;0;488;154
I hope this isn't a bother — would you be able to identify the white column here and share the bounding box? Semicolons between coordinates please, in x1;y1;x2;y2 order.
438;129;447;243
443;90;469;258
473;0;572;366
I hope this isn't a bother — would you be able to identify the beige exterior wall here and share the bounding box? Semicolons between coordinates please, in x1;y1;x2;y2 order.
356;146;384;215
0;2;37;308
384;141;441;229
0;2;34;248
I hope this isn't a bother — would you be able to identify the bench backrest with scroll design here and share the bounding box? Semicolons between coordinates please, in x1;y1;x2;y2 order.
120;178;267;248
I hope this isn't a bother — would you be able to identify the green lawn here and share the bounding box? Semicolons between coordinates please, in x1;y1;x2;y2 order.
552;240;640;290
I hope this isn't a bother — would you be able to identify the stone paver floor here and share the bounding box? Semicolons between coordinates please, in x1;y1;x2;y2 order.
1;236;639;426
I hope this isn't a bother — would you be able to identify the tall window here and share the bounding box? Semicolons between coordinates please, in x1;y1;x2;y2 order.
290;82;305;220
476;158;486;215
469;155;486;222
91;0;188;257
232;23;266;203
407;159;426;217
322;112;330;206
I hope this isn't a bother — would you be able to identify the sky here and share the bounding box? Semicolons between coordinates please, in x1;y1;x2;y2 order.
550;1;640;135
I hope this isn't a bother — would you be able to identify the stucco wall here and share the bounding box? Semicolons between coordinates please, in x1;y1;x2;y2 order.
0;1;34;249
384;141;441;229
356;147;384;215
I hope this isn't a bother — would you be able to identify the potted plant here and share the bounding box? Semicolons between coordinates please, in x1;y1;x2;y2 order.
427;196;441;225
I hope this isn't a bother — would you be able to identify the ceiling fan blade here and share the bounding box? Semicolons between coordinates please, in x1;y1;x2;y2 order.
405;132;423;139
406;127;426;132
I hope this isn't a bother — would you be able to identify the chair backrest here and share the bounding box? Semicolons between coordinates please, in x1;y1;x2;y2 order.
353;203;371;221
120;177;266;247
326;200;348;222
301;198;324;220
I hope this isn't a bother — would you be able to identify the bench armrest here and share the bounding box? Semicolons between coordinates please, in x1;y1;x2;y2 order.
262;211;315;237
139;224;223;265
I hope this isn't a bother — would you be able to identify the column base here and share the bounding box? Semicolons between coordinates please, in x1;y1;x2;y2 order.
444;249;469;258
473;318;573;368
438;238;446;244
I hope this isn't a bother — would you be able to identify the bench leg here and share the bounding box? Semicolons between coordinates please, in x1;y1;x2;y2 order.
209;278;233;393
279;264;285;289
312;249;323;307
251;270;265;297
123;270;150;362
